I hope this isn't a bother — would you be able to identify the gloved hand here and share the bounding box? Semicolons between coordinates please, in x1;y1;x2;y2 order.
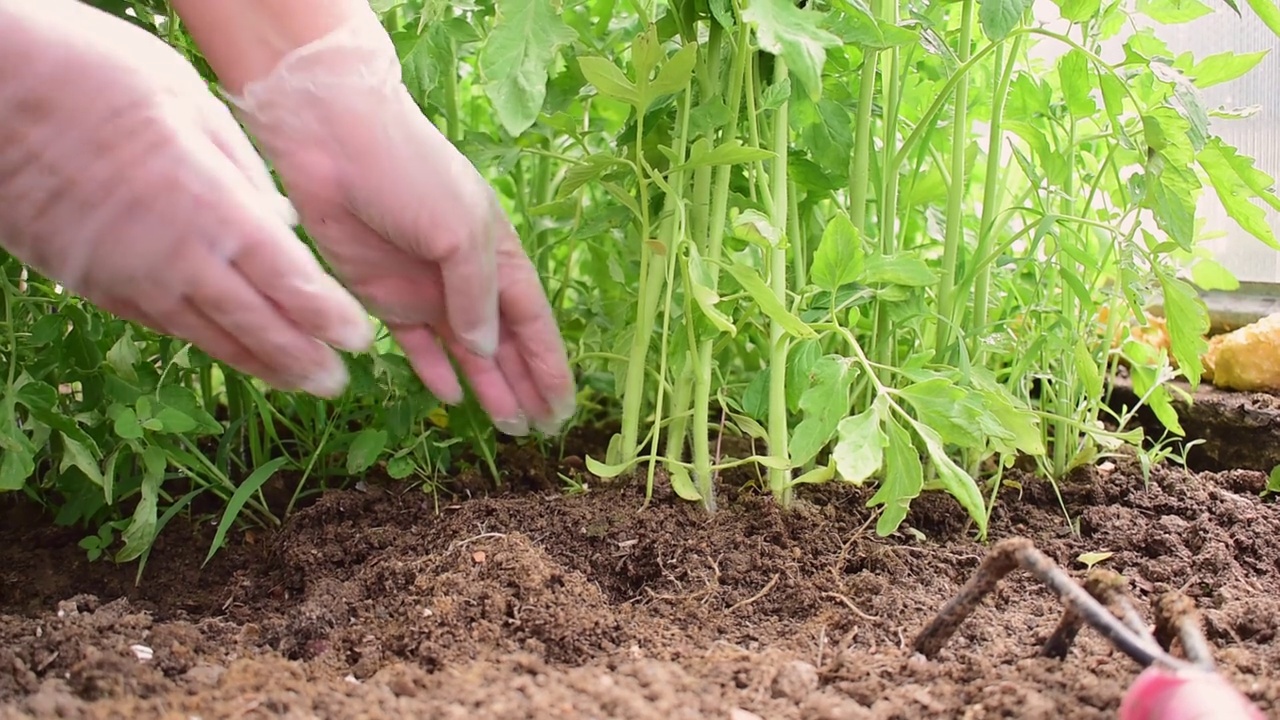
1118;666;1265;720
0;0;374;397
226;11;576;436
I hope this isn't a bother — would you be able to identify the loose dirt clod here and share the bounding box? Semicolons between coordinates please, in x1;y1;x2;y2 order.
0;453;1276;719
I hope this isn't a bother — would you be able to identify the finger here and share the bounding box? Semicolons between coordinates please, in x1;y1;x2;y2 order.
229;220;376;355
185;250;351;398
493;332;557;434
200;95;299;228
442;332;527;437
146;297;307;392
438;196;500;358
390;324;463;405
180;108;375;355
498;248;576;425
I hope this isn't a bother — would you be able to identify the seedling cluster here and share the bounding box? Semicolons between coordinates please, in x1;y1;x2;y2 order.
2;0;1278;569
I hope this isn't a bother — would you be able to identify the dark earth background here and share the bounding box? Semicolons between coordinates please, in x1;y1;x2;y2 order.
0;397;1277;719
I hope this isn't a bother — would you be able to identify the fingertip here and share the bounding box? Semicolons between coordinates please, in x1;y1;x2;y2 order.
494;413;530;437
299;356;350;398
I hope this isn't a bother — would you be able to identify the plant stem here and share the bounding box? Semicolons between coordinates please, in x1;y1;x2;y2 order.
849;45;879;233
971;36;1022;361
616;71;658;466
872;0;903;380
766;57;792;505
691;18;750;511
934;0;975;363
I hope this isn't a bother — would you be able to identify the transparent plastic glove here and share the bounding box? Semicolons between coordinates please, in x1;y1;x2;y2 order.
0;0;373;397
1118;667;1265;720
227;12;575;435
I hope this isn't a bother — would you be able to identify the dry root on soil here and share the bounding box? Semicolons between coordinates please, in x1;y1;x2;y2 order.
910;537;1264;720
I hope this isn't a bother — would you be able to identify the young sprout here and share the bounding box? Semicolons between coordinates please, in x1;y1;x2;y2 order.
911;537;1264;720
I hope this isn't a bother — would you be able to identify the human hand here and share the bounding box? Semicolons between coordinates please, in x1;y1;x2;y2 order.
227;12;576;436
0;0;374;397
1118;666;1265;720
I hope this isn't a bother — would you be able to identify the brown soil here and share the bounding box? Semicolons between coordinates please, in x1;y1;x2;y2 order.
1108;374;1280;473
0;441;1277;719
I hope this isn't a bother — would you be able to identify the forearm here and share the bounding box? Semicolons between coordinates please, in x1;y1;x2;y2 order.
168;0;380;92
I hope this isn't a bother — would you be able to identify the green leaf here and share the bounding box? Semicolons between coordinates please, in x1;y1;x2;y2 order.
112;405;144;440
794;96;854;177
862;255;937;287
1053;0;1102;22
743;0;842;100
668;466;703;501
979;0;1031;40
897;378;985;449
387;453;417;480
155;385;222;435
741;371;770;421
710;0;736;28
1137;0;1213;23
733;209;784;248
1142;139;1201;250
1245;0;1280;39
832;400;887;485
348;428;389;475
1159;274;1210;387
479;0;578;136
579;56;641;106
647;42;700;102
0;434;34;491
1125;347;1184;435
868;415;923;536
1058;49;1097;119
810;210;863;291
789;355;855;467
115;446;164;563
917;424;989;537
59;432;105;488
1190;257;1240;292
204;457;289;566
29;314;67;346
105;328;141;382
829;0;920;49
1187;50;1268;89
1149;61;1210;151
1074;337;1104;400
761;77;792;110
686;242;737;335
785;340;823;413
1197;138;1280;249
972;381;1045;457
631;25;663;77
724;262;817;339
676;139;776;172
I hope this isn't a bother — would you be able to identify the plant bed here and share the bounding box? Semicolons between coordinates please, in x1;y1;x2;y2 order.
0;447;1276;719
1107;374;1280;474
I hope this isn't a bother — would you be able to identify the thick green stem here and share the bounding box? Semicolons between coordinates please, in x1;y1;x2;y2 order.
970;37;1022;360
691;20;750;510
933;0;976;363
849;48;879;233
766;58;792;505
1051;119;1080;479
871;0;903;379
616;88;657;465
788;179;805;290
645;67;698;499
